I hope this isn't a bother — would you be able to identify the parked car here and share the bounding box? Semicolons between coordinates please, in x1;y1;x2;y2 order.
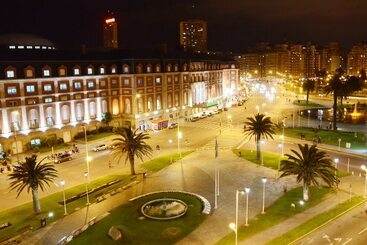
191;116;200;122
207;111;214;117
93;144;108;152
108;144;118;150
200;112;207;119
168;123;178;129
54;153;73;164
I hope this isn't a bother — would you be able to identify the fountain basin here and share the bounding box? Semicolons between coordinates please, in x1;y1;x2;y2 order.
301;107;367;124
141;198;188;220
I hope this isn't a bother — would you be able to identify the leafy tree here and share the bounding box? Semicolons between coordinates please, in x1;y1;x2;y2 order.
8;155;58;214
302;79;315;105
112;126;152;175
101;112;112;126
279;144;338;201
243;113;275;160
324;70;344;130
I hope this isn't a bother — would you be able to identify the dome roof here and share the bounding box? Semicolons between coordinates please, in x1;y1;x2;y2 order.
0;33;56;48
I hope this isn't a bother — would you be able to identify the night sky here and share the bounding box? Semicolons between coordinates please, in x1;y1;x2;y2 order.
0;0;366;52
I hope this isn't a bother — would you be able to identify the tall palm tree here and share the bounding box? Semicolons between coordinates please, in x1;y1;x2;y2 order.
113;126;153;175
244;113;275;160
9;155;58;214
324;70;344;130
279;144;338;201
302;79;315;105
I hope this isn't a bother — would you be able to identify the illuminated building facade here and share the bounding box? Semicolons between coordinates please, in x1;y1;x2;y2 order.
0;35;238;154
347;43;367;76
103;16;118;49
179;19;207;53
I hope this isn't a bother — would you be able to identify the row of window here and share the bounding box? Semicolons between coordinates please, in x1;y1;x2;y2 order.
3;63;233;79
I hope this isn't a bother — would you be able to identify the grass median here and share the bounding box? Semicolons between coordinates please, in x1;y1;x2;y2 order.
233;148;349;177
278;127;367;150
267;195;365;245
0;151;193;242
216;187;332;244
293;100;326;108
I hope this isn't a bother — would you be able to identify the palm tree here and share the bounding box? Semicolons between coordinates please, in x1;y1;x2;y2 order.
302;79;315;105
244;113;275;160
324;70;344;130
279;144;338;201
112;126;153;175
9;155;58;214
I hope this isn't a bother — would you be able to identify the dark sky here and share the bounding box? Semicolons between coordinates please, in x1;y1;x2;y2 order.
0;0;366;52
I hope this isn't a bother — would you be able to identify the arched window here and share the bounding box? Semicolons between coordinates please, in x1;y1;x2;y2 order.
102;100;108;113
167;94;172;108
183;91;188;105
137;98;143;113
156;96;161;110
174;93;179;106
10;111;21;130
147;97;153;112
125;99;131;114
61;105;70;122
112;99;119;115
155;65;161;72
89;102;96;118
76;103;83;121
46;107;55;126
28;109;39;129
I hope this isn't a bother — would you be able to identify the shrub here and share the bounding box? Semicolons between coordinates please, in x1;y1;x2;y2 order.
98;126;113;133
74;132;85;140
57;138;64;144
89;129;98;135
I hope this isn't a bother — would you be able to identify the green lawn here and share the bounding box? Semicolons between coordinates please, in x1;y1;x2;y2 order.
233;148;349;177
233;149;286;170
0;174;130;242
278;127;367;150
267;196;365;245
31;143;70;154
85;132;114;142
293;100;326;108
69;192;207;245
216;187;332;244
141;150;194;172
0;151;194;242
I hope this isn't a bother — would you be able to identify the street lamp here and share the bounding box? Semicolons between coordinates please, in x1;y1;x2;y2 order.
229;222;237;245
261;177;267;214
281;119;286;156
235;189;245;245
84;171;90;205
334;158;339;178
278;144;282;170
83;125;90;182
307;110;311;127
60;180;68;215
177;131;182;158
12;111;20;163
361;165;367;198
245;187;250;226
168;139;173;163
338;138;341;151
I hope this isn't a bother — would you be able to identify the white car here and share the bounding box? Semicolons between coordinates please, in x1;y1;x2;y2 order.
93;144;108;152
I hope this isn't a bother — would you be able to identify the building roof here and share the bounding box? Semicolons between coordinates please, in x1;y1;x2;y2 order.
0;33;56;48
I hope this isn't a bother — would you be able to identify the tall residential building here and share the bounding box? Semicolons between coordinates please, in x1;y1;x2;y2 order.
103;16;118;49
302;43;316;78
347;43;367;76
179;19;207;53
289;44;303;78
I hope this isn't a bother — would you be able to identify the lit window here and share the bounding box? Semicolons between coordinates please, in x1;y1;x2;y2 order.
42;46;46;49
156;78;161;84
100;67;105;74
147;66;152;73
59;68;66;76
25;69;33;78
100;80;106;87
26;46;33;49
35;46;40;49
60;84;67;90
87;68;93;75
87;82;95;88
111;67;116;74
18;46;24;49
123;66;129;73
74;68;80;75
137;79;143;86
9;46;15;49
167;77;171;82
7;87;17;94
44;85;52;91
74;82;82;89
43;70;50;77
124;79;129;86
26;85;35;93
6;70;15;78
31;138;41;146
45;98;53;103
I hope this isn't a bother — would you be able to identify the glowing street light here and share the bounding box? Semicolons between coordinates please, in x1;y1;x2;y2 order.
334;158;339;178
361;165;367;198
261;177;267;214
168;139;173;163
260;140;265;165
307;110;311;127
84;172;90;205
60;180;68;215
244;187;251;226
229;222;237;245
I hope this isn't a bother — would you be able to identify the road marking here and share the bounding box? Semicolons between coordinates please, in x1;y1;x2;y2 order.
334;238;342;242
358;226;367;234
342;238;352;245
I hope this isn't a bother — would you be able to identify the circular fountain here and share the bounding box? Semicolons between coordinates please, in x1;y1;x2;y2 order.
141;198;188;220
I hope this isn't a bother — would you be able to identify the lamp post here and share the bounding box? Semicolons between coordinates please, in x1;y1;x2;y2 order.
261;177;267;214
177;131;182;159
278;143;282;170
60;180;68;215
334;158;339;178
84;171;90;205
260;140;265;165
298;109;301;127
168;139;173;163
83;125;90;182
244;187;251;226
338;138;341;151
12;111;20;163
307;110;311;127
361;165;367;198
281;119;285;156
229;223;237;245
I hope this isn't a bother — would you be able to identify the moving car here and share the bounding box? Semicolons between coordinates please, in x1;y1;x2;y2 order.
93;144;108;152
54;153;73;164
191;116;200;122
168;123;178;129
